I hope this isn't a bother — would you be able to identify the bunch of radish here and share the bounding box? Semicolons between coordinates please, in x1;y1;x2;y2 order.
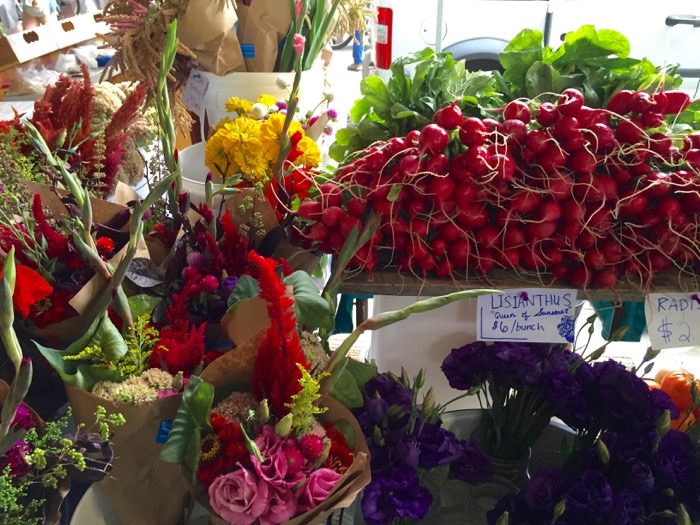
294;87;700;289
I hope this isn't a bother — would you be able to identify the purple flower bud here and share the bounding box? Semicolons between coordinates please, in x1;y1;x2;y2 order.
276;100;288;110
220;276;239;298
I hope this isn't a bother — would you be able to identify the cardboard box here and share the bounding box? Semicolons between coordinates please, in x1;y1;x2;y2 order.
47;13;99;50
0;24;58;71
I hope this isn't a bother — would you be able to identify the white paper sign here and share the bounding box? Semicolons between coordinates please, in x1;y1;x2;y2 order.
477;288;578;344
182;70;210;116
645;292;700;349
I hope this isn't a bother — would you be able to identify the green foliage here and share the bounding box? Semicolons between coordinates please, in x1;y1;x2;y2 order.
329;47;499;161
286;364;328;435
0;469;43;525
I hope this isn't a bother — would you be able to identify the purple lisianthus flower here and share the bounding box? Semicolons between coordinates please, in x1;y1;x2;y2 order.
523;468;569;511
610;489;644;525
543;368;589;429
563;470;614;519
441;341;489;391
649;388;680;422
451;440;493;484
361;468;432;525
490;342;543;389
624;459;655;496
364;374;413;410
600;431;654;463
417;423;462;469
219;276;239;299
591;360;652;431
653;449;692;489
395;436;420;469
658;429;693;457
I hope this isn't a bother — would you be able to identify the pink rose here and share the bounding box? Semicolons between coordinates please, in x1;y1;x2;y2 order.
208;466;269;525
252;450;305;489
259;484;297;525
256;424;282;456
293;34;306;58
295;468;342;512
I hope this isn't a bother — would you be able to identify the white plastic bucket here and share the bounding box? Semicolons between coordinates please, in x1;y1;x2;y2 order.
179;141;222;208
198;63;326;142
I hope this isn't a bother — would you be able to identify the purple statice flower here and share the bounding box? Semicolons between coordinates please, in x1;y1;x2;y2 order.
361;468;432;525
326;108;338;119
451;440;493;484
563;470;614;520
417;423;463;469
441;341;489;391
490;342;544;389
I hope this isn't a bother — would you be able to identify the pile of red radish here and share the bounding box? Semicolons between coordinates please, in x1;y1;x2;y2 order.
294;87;700;289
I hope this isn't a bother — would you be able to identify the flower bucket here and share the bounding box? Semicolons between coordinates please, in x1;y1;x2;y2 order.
180;141;220;208
196;63;326;143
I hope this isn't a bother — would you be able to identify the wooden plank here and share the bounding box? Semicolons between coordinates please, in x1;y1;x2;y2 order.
339;270;700;301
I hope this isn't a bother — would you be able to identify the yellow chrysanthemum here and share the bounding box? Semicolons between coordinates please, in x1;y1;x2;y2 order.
220;117;264;155
225;96;254;115
259;113;305;163
205;132;239;180
213;117;233;132
257;94;277;107
294;135;322;168
233;149;269;184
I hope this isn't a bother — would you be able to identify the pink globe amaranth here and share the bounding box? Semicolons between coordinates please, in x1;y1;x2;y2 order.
295;467;342;513
208;466;269;525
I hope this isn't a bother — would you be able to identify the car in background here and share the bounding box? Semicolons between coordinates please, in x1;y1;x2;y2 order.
373;0;700;95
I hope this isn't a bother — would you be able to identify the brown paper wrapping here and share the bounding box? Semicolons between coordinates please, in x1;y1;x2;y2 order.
219;296;271;346
197;330;371;524
178;0;246;75
0;380;68;525
237;0;292;72
64;385;190;524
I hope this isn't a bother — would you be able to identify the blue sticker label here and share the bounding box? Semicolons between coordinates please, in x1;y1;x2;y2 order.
241;43;255;58
156;419;173;444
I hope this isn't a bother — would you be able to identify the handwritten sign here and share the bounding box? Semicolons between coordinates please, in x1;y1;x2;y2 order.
645;293;700;349
182;70;209;116
477;288;578;344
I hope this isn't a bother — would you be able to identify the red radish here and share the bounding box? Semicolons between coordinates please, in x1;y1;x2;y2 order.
552;116;580;140
431;238;448;257
437;198;458;218
329;231;346;252
482;118;501;133
473;250;497;274
319;183;343;207
577;230;597;249
406;129;421;145
491;153;516;181
557;88;584;116
297;200;323;221
307;222;330;241
643;172;671;197
543;245;564;265
454;182;477;209
440;222;461;242
536;102;560;126
569;149;597;175
448;239;471;267
650;91;668;113
650;132;673;157
586;123;617;151
642;111;664;128
587;207;613;232
406;237;430;260
364;150;389;172
433;101;463;130
399;154;422;176
475;226;501;248
459;117;488;147
384;219;409;235
456;203;489;228
503;225;526;247
426;153;449;174
637;209;662;228
657;196;681;218
551;264;569;279
601;240;622;264
347;197;367;217
504;100;532;123
663;91;691;114
416;254;437;273
498;247;521;268
449;153;474;181
606;90;634;115
510;190;542;214
435;258;454;277
539;200;562;221
615;118;645;144
594;269;617;288
648;251;670;272
527;220;557;240
575;106;597;127
340;216;362;237
462;146;491;175
499;119;527;146
374;199;396;217
537;143;568;172
410;219;430;238
629;92;654;114
684;133;700;150
385;137;409;156
519;247;547;269
561;220;582;244
568;265;591;288
684;148;700;171
407;196;428;215
419;124;449;154
525;129;551;153
584;249;606;269
428;176;456;200
547;172;574;201
561;198;585;222
408;178;429;197
562;131;587;152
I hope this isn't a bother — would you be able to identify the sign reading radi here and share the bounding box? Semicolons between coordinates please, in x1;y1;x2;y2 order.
477;288;578;344
645;293;700;349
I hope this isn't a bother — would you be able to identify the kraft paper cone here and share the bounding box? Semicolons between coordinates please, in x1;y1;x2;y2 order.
199;328;264;389
238;0;291;72
219;296;271;346
178;0;246;75
64;385;189;525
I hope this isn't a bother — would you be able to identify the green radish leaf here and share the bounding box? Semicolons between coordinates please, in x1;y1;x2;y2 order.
160;376;214;470
357;120;391;141
499;29;544;93
525;61;557;98
387;184;403;202
226;274;261;310
349;97;373;123
282;271;334;330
